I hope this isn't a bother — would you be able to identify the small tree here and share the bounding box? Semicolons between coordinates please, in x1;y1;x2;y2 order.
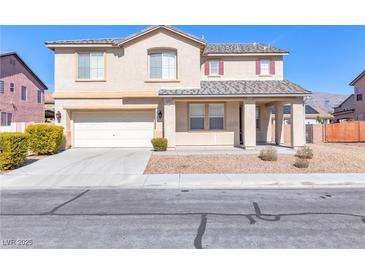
316;116;325;124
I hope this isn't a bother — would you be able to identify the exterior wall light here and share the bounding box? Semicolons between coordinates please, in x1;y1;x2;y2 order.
56;111;62;123
158;110;163;119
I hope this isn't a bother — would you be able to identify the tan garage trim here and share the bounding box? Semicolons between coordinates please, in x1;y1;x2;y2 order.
63;104;158;110
53;91;159;99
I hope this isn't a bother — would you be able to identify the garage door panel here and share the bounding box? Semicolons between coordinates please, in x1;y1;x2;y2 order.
73;111;154;148
75;122;153;131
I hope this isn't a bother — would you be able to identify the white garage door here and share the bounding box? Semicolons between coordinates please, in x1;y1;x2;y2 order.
73;111;154;147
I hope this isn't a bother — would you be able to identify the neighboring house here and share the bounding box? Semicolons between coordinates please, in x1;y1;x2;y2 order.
333;94;355;122
44;93;55;123
349;70;365;121
272;104;332;125
46;25;310;149
0;52;47;132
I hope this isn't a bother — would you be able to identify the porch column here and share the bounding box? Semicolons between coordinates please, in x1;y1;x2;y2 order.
262;105;272;143
242;99;256;149
163;98;176;148
290;99;305;148
275;102;284;145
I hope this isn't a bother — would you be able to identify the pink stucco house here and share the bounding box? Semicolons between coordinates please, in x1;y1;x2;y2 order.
0;52;48;132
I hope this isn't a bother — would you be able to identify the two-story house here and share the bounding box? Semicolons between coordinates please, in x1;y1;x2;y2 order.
0;52;47;132
46;25;310;149
333;94;355;122
349;70;365;121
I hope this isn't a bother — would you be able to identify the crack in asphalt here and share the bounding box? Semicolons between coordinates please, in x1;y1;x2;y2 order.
194;213;207;249
1;192;365;249
42;189;90;215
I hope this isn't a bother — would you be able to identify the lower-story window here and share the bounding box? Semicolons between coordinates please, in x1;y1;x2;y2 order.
209;103;224;129
189;104;205;130
1;112;12;126
189;103;225;130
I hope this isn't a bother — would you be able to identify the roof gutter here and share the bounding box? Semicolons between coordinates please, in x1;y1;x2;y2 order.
159;93;310;98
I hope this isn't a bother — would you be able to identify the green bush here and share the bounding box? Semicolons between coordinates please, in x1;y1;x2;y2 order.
294;158;310;168
0;133;28;170
259;147;278;161
25;124;64;155
295;146;313;159
151;138;168;151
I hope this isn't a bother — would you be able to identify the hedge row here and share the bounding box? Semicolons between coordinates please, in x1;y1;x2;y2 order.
0;133;28;170
0;124;64;170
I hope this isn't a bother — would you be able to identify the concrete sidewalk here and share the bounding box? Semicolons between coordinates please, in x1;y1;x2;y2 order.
1;172;364;189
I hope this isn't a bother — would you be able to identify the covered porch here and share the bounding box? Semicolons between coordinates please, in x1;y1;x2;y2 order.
163;96;306;149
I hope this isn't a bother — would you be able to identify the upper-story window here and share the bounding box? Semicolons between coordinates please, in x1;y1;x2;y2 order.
10;83;15;93
256;59;275;76
21;86;27;101
78;52;104;80
205;60;224;76
149;51;177;80
355;87;363;101
37;90;43;104
209;60;220;76
260;59;270;75
0;80;4;95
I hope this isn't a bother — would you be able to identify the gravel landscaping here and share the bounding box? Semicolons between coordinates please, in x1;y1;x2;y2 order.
144;143;365;174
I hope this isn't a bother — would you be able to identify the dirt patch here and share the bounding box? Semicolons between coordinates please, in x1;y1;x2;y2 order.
144;143;365;174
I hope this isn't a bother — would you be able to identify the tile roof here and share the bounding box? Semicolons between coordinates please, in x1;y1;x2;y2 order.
45;25;206;46
159;80;310;96
203;43;288;54
45;37;124;45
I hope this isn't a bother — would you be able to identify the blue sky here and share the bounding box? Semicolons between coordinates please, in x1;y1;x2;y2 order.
1;25;364;94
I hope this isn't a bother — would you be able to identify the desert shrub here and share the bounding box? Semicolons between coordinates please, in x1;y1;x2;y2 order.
25;124;64;155
151;138;168;151
259;147;278;161
295;146;313;159
294;158;310;168
0;133;28;170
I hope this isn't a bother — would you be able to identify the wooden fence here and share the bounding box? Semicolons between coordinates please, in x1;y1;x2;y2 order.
324;121;365;142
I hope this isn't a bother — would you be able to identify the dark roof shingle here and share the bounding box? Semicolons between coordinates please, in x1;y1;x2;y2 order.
203;43;288;55
45;25;206;46
160;80;310;96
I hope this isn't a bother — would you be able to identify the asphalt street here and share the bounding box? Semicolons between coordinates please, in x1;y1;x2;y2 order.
1;188;365;248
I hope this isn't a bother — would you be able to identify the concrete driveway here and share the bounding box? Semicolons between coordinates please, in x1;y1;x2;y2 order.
1;148;152;188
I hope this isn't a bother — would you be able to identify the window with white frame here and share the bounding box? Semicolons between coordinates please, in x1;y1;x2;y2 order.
21;86;27;101
10;83;15;93
260;59;270;75
208;103;224;129
189;104;205;130
149;51;177;80
0;80;4;94
209;60;220;76
1;112;12;126
78;52;104;80
37;90;43;104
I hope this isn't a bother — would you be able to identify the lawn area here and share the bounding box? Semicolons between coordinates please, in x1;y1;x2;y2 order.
144;143;365;174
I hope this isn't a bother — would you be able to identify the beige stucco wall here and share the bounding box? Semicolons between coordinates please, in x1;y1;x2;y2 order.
54;29;202;92
354;76;365;120
175;101;240;146
201;56;284;81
